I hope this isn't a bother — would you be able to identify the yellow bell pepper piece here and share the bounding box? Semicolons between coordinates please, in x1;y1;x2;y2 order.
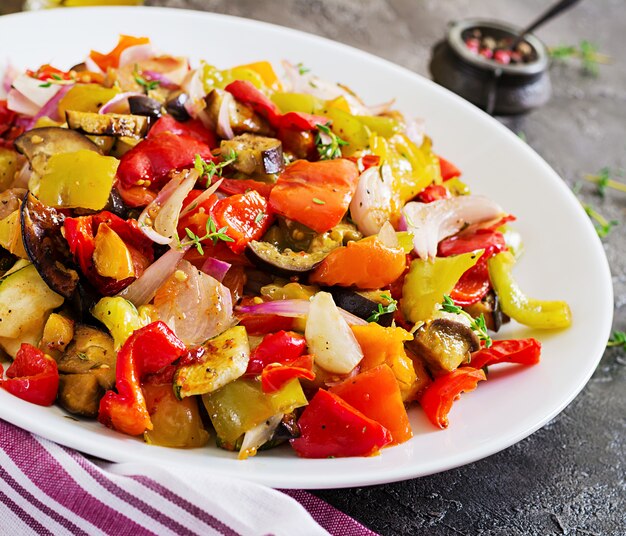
271;92;323;114
322;106;369;156
351;323;419;402
357;115;401;138
0;147;18;191
488;251;572;329
401;250;482;323
326;96;352;113
0;211;28;258
57;84;120;117
37;150;118;210
91;296;156;349
235;61;282;91
92;224;135;281
200;61;265;92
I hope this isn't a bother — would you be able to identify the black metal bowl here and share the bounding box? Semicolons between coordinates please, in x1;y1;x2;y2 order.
430;18;551;115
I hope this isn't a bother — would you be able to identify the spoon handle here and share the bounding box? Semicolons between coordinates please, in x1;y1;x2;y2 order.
511;0;582;49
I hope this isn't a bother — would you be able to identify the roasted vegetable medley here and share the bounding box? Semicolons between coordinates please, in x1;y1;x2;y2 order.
0;36;572;459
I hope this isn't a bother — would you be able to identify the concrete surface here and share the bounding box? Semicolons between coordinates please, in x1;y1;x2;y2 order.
2;1;624;534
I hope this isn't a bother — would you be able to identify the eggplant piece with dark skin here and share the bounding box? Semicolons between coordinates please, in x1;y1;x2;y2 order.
220;133;284;176
14;127;101;176
56;324;116;417
165;91;190;122
66;110;149;138
20;192;79;299
326;287;394;326
464;291;508;332
246;240;329;277
408;315;480;376
204;89;273;137
128;95;162;122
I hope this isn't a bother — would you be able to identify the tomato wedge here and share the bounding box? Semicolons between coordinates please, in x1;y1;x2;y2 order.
148;116;217;148
269;159;359;233
438;156;461;181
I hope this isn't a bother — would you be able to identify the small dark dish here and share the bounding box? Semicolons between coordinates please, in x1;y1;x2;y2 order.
430;19;551;115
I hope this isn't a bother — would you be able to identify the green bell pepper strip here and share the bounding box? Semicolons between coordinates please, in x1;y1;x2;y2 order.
487;251;572;329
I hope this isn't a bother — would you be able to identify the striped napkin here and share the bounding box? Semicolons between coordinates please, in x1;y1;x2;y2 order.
0;419;377;536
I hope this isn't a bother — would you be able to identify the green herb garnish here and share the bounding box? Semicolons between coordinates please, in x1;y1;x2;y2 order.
133;64;160;93
607;331;626;351
441;295;492;348
312;198;325;205
315;122;348;160
585;167;626;197
39;81;52;88
296;62;310;75
583;204;619;238
254;211;265;224
194;150;237;185
367;295;398;323
549;40;610;76
181;216;234;255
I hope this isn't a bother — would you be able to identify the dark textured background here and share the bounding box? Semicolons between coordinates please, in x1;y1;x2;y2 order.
2;1;624;534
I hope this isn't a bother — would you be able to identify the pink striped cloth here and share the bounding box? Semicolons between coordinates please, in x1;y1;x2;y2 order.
0;418;378;536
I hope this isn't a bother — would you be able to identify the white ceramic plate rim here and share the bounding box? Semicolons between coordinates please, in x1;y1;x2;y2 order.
0;6;613;489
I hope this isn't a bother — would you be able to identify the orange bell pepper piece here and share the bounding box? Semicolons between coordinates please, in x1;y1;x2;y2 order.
309;236;406;289
351;323;418;402
330;364;412;444
90;35;150;72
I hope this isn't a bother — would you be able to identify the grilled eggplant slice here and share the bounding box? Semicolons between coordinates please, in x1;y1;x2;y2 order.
246;240;329;276
327;287;394;326
464;291;508;332
165;91;190;121
220;133;283;175
205;89;272;137
66;110;149;138
21;192;79;299
409;314;480;375
14;127;101;176
128;96;162;121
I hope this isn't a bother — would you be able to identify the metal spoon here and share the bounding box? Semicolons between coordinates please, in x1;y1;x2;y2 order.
510;0;582;50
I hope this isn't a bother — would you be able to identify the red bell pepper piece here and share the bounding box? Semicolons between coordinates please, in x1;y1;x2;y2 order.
116;131;213;191
438;229;507;306
218;178;273;199
329;364;412;444
98;321;186;436
64;211;154;296
438;156;461;181
225;80;328;131
470;338;541;370
246;330;307;375
347;154;381;171
261;355;315;393
1;344;59;406
26;64;74;82
0;100;23;149
279;111;329;131
212;190;273;254
269;159;360;233
148;115;217;148
238;314;296;336
290;389;392;458
418;367;486;429
416;184;451;203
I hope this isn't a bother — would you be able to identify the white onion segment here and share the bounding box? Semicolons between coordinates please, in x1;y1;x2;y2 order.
349;164;393;236
154;260;233;347
117;247;186;306
238;414;283;460
305;292;364;374
138;169;199;245
403;195;505;260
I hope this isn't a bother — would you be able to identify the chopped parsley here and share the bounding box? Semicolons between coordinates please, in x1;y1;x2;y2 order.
312;198;325;205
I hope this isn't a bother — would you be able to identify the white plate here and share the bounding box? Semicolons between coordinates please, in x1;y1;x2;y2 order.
0;6;613;490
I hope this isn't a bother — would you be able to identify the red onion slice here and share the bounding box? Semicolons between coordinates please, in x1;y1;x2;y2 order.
118;44;156;68
200;257;231;282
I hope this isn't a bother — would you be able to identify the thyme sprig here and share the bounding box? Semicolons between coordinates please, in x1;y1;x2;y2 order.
583;204;619;238
607;331;626;351
367;295;398;323
194;151;237;186
315;122;348;160
549;40;610;76
585;167;626;197
133;64;160;94
180;216;234;255
441;295;492;348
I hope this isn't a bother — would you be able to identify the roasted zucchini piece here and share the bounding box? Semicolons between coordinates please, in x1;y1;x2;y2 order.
173;326;250;399
66;110;148;138
220;133;283;175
